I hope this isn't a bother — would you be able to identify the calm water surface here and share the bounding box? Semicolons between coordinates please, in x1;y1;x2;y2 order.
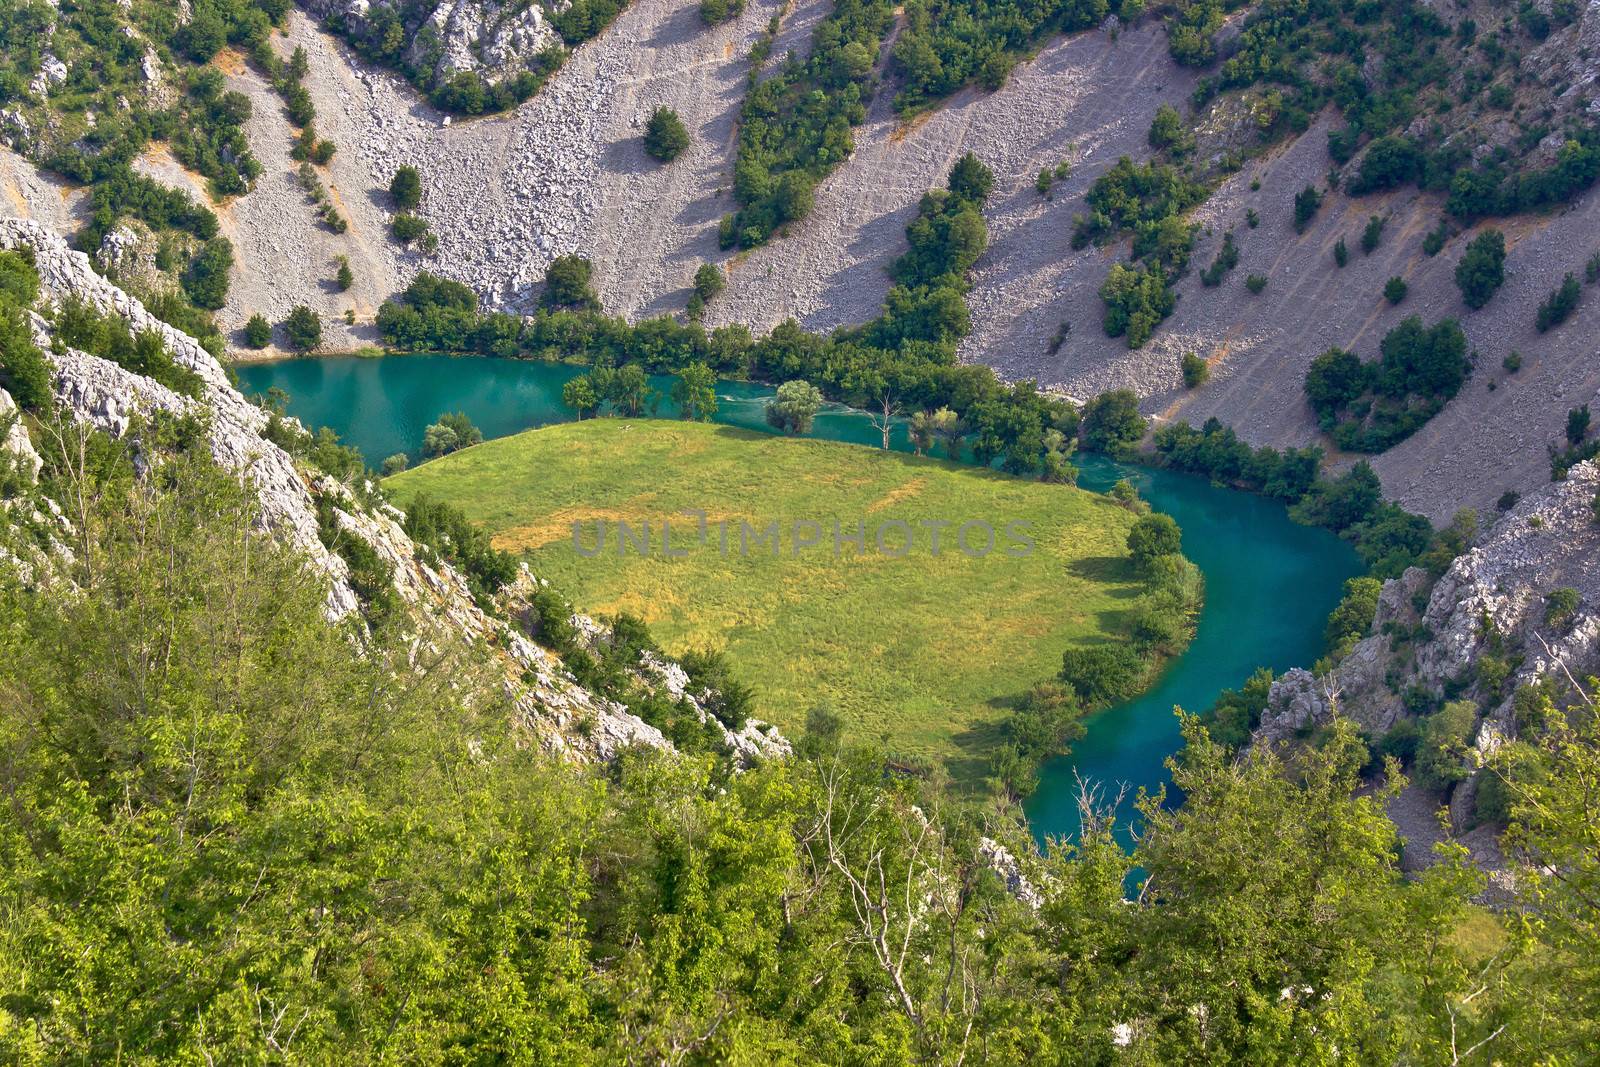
235;354;1360;844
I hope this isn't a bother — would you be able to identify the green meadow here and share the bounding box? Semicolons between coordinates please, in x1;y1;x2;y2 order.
387;419;1145;773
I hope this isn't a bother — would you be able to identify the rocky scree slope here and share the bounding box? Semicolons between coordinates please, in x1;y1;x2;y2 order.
1261;458;1600;841
0;214;786;766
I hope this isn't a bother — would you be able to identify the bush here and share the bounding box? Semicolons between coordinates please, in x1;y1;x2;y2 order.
1334;237;1348;268
699;0;744;23
1384;277;1408;305
1535;273;1581;332
390;166;423;210
1567;403;1590;445
1455;230;1507;309
421;411;484;457
1245;273;1267;294
1181;351;1209;389
543;256;601;310
1058;644;1146;705
764;379;823;435
1293;185;1323;232
1080;389;1146;455
1414;700;1478;792
243;313;272;348
1503;351;1522;373
1127;513;1182;569
1423;220;1449;256
283;305;323;351
643;107;690;162
0;306;52;412
693;263;725;303
181;238;234;311
1545;587;1581;629
335;256;353;293
392;213;431;244
1360;214;1386;255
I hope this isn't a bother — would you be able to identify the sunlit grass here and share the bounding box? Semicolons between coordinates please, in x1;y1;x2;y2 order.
388;419;1144;774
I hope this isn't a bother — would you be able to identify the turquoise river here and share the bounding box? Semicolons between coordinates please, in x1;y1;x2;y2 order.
236;354;1361;845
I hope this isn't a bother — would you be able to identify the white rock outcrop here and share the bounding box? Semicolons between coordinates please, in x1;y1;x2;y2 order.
0;214;752;765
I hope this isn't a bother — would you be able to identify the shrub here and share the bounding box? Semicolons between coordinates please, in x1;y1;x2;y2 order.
1587;250;1600;284
243;313;272;348
643;107;690;162
1181;351;1209;389
1127;513;1182;568
182;238;234;311
1245;273;1267;294
1080;390;1146;455
1535;273;1581;332
0;306;52;412
335;256;353;292
1384;277;1408;304
391;213;431;244
1058;644;1146;705
1455;230;1507;309
390;166;423;210
1566;403;1590;445
1360;214;1386;255
764;379;823;435
693;263;725;303
1414;700;1478;792
1293;185;1322;232
543;255;601;310
1199;231;1238;286
1502;351;1522;373
1497;490;1521;512
699;0;743;23
283;306;323;351
1423;220;1449;256
1148;104;1191;153
1334;237;1348;267
421;411;483;457
1545;587;1581;629
1100;261;1175;348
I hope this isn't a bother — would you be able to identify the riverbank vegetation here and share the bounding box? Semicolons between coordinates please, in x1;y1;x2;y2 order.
378;155;1101;480
386;418;1198;787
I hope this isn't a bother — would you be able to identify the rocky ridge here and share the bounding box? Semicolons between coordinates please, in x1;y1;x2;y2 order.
1259;459;1600;848
0;213;787;766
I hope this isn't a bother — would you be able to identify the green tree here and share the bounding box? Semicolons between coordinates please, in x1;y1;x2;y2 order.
643;107;690;162
1414;700;1479;791
182;238;234;310
283;305;322;351
381;453;408;476
422;411;482;457
693;262;725;303
390;165;423;210
670;361;717;421
543;255;601;310
765;379;823;435
1455;229;1507;309
1384;276;1408;304
335;255;354;292
1080;389;1146;454
243;313;272;348
1127;512;1182;568
562;374;599;419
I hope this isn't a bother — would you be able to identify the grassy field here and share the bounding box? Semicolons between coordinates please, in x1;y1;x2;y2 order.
387;420;1146;776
